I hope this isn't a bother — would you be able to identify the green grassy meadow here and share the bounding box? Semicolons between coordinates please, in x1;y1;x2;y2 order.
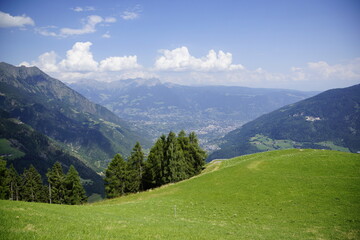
1;149;359;239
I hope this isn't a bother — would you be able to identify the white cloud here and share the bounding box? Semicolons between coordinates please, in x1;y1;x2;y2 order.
121;5;142;20
0;11;35;28
121;11;139;20
154;46;244;71
18;51;58;72
60;15;103;36
71;6;95;12
59;42;98;71
35;26;58;37
99;56;141;71
104;17;117;23
291;59;360;82
20;42;143;81
37;15;115;37
102;32;111;38
35;51;59;72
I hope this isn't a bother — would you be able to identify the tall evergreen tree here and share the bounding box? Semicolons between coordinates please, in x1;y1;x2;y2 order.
189;132;207;174
0;159;9;199
46;162;66;204
165;132;187;183
104;154;127;198
64;165;87;205
8;164;20;201
127;142;145;192
21;165;45;202
177;130;196;176
144;137;165;189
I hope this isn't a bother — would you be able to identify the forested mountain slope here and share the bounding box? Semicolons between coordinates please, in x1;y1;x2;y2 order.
0;62;150;172
0;112;104;196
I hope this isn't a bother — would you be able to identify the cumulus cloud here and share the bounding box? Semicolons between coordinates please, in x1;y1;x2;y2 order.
99;56;141;71
20;42;143;82
19;51;58;72
154;46;244;71
59;42;98;71
0;11;35;28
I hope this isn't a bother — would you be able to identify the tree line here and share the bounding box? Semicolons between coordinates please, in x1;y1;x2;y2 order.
105;131;207;198
0;160;87;205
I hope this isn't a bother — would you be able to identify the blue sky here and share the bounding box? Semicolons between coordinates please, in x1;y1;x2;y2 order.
0;0;359;91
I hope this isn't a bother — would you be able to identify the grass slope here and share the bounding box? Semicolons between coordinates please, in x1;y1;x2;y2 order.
1;149;359;239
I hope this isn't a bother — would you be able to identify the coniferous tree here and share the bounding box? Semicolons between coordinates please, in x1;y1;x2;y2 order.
46;162;66;204
104;154;127;198
144;137;165;189
177;130;196;176
21;165;45;202
188;132;207;174
127;142;145;192
165;132;187;183
64;165;87;205
8;164;20;201
0;159;9;199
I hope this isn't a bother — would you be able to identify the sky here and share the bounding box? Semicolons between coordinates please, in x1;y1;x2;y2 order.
0;0;359;91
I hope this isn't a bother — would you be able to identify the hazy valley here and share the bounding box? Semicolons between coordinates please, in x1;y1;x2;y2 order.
70;79;317;152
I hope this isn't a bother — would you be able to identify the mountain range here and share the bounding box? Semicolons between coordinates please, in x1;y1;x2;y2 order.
209;84;360;160
70;79;316;150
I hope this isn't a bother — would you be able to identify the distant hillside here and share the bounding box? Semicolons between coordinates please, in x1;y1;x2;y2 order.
70;79;316;149
1;149;359;239
0;62;150;172
209;84;360;160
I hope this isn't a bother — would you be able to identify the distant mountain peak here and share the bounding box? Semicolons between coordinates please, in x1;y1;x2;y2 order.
0;62;45;80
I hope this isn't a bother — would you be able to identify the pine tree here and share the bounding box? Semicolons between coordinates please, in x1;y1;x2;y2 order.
0;159;9;199
8;164;20;201
189;132;207;174
64;165;87;205
46;162;66;204
104;154;127;198
127;142;145;192
178;130;196;176
144;137;165;189
21;165;45;202
165;132;187;183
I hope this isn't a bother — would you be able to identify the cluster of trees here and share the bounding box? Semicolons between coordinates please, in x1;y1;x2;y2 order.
0;160;87;205
105;131;207;198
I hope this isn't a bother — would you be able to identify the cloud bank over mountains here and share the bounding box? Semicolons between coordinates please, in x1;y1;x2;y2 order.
19;41;360;90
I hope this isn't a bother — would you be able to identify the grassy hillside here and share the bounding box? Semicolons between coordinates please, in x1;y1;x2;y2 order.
1;149;359;239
